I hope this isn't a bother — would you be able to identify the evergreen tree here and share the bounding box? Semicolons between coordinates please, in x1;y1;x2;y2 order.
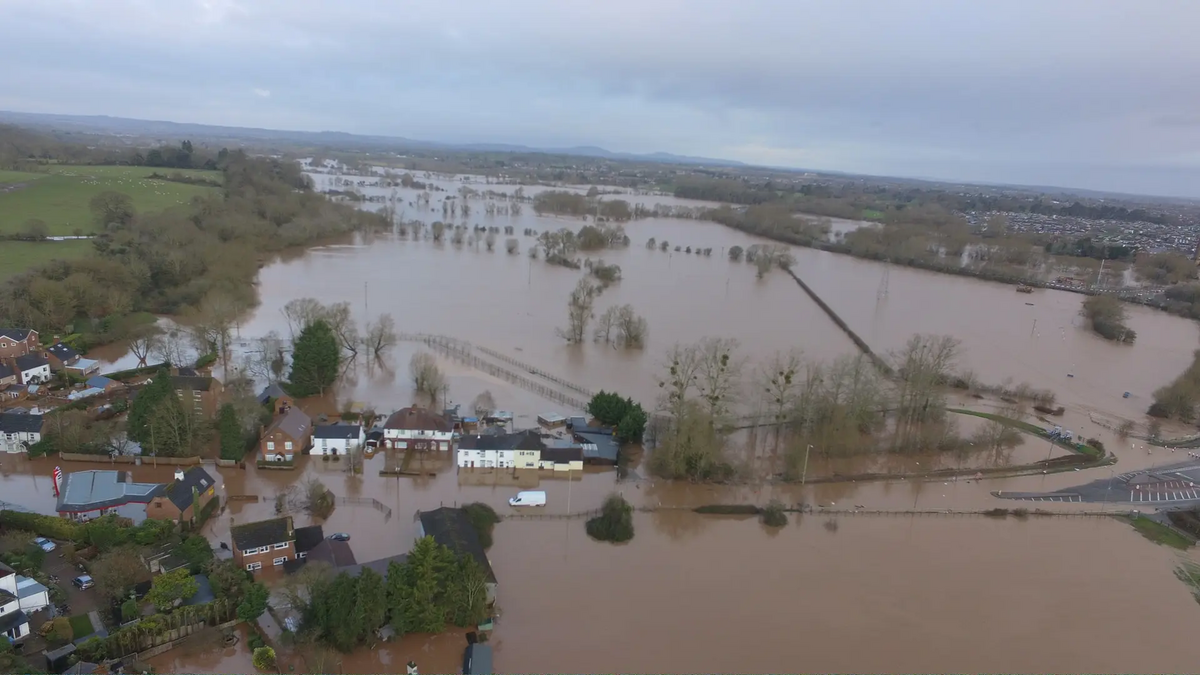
356;567;388;641
288;319;340;397
216;403;244;461
127;367;173;443
395;537;452;634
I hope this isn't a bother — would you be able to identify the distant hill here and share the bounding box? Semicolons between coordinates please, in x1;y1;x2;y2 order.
0;110;745;167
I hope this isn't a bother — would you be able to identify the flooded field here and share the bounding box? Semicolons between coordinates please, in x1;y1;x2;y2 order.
31;170;1200;672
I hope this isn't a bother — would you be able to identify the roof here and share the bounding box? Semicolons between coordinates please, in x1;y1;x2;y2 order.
231;516;294;551
183;574;215;606
161;466;216;512
57;470;163;513
306;539;358;568
294;525;325;554
0;588;15;604
171;374;214;392
0;363;14;380
0;328;32;342
464;643;493;675
0;561;14;578
0;412;42;434
13;352;48;371
384;406;452;432
418;507;496;583
575;431;620;463
85;376;115;390
16;576;48;599
69;358;100;372
64;662;99;675
540;446;584;463
264;406;312;440
0;609;28;637
537;412;567;423
47;342;80;362
340;553;408;578
256;383;288;404
314;423;362;440
567;416;588;429
458;430;545;452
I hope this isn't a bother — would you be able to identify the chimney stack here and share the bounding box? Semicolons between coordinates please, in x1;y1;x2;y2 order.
174;468;185;482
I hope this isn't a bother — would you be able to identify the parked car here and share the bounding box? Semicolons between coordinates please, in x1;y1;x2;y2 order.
72;575;94;590
33;537;56;552
508;491;547;507
329;533;350;542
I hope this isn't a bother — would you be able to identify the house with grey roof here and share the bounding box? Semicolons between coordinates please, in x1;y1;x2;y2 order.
55;470;163;521
0;328;37;360
0;412;42;454
12;352;50;385
312;423;364;456
45;342;99;376
259;406;312;463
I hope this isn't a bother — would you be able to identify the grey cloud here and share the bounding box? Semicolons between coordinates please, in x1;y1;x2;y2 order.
2;0;1200;195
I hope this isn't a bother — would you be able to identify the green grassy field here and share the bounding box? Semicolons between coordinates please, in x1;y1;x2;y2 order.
0;165;221;236
0;240;95;281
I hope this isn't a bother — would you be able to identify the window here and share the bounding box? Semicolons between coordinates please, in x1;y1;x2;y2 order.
246;562;262;571
284;441;293;451
273;556;287;566
274;542;288;550
266;442;275;451
297;551;307;559
398;441;407;449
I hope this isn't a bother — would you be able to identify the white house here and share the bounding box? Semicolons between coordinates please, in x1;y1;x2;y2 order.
0;563;31;642
13;353;50;385
15;576;49;613
0;412;42;454
382;407;454;452
457;430;544;469
312;424;365;456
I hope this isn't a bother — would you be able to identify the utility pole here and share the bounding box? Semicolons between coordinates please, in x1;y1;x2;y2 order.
801;444;813;485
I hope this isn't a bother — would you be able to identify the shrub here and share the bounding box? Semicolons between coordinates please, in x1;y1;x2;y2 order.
0;511;80;541
120;598;138;623
761;500;788;528
247;634;265;651
461;502;501;549
585;494;634;543
252;646;276;671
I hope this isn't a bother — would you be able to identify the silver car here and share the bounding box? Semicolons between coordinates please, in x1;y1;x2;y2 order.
33;537;56;552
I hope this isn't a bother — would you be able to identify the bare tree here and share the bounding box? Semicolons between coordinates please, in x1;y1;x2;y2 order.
128;326;161;367
557;277;599;343
594;306;619;344
485;231;497;252
616;305;648;348
320;301;359;358
471;390;496;417
891;334;960;427
363;313;398;358
657;342;703;416
758;349;803;428
281;298;323;340
150;327;192;367
505;238;519;255
410;352;446;402
694;337;743;423
243;331;287;385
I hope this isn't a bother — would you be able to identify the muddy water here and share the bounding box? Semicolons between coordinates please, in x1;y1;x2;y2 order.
489;513;1200;674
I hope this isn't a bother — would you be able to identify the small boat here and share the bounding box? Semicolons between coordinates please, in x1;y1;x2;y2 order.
1025;302;1034;306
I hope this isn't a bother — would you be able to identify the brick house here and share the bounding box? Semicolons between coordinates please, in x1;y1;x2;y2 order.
171;372;223;419
382;406;454;452
231;516;295;572
260;407;312;463
0;329;38;360
146;467;217;524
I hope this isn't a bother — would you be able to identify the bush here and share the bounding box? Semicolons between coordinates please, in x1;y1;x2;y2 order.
194;353;218;369
693;504;761;515
247;634;265;651
252;646;276;671
0;511;81;541
461;502;501;550
761;500;788;528
120;598;138;623
585;494;634;543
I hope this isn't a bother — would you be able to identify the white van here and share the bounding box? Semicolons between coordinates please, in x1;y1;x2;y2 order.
509;491;547;507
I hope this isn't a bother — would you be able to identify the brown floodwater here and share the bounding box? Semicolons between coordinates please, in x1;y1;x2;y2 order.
28;171;1200;672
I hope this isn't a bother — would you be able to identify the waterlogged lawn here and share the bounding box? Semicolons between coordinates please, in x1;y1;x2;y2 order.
1125;515;1193;550
0;166;219;235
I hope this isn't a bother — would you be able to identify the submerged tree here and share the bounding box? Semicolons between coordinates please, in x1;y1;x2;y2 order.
558;277;599;343
410;352;445;402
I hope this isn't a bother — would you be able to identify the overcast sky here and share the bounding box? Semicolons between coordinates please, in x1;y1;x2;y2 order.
4;0;1200;197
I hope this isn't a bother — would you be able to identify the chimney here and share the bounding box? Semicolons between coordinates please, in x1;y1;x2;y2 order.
174;468;185;482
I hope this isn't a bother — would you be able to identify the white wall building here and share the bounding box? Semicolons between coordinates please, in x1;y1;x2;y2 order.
312;424;365;456
15;576;49;613
0;563;30;642
13;354;50;385
456;431;543;469
382;407;454;452
0;412;42;454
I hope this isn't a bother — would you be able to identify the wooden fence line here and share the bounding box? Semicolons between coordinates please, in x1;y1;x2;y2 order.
339;496;393;522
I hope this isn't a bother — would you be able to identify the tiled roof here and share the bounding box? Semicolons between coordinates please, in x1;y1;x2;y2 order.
162;467;215;512
171;375;214;392
13;353;48;371
418;507;495;582
0;328;32;342
314;424;362;440
264;407;312;441
383;406;452;432
458;430;545;452
0;412;42;434
47;342;79;362
294;525;325;554
56;470;163;513
231;516;293;551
